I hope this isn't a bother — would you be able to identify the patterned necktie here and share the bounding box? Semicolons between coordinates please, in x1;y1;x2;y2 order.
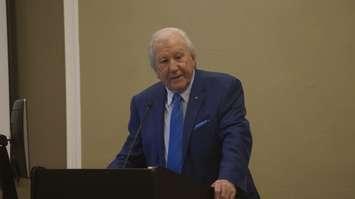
167;93;183;173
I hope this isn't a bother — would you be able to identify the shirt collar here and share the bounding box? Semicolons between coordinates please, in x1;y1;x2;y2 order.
166;69;195;107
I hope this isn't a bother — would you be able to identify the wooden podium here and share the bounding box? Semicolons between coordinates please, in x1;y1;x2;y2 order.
31;167;214;199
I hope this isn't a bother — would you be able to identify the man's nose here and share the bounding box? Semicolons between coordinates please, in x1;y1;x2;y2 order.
168;59;179;71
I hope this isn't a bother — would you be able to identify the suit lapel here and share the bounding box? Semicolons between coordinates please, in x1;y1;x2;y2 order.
149;85;166;167
182;70;206;165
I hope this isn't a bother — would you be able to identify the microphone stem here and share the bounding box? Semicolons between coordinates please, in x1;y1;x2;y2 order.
122;104;151;168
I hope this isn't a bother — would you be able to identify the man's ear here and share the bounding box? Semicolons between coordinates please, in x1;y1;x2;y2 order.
191;52;196;60
191;53;197;67
154;67;161;79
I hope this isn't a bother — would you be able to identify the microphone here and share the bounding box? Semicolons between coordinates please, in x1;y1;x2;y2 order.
122;102;153;168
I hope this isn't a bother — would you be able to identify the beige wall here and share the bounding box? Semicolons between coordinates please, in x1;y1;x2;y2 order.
79;0;355;198
11;1;67;198
14;0;67;169
13;2;67;199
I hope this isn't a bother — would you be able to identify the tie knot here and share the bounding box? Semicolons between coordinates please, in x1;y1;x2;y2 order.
172;93;182;104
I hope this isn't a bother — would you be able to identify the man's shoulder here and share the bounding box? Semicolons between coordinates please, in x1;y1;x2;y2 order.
133;81;164;102
196;68;242;88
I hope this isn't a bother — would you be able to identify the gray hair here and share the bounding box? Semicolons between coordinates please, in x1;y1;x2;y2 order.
148;27;195;69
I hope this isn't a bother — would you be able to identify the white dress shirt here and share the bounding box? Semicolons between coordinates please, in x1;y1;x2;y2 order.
164;70;195;162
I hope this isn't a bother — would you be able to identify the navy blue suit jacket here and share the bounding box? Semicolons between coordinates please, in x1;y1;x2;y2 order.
109;69;259;198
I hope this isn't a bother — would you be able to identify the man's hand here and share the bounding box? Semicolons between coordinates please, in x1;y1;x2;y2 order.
211;179;237;199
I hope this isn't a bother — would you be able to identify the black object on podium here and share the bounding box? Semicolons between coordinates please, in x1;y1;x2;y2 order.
31;167;214;199
0;134;18;199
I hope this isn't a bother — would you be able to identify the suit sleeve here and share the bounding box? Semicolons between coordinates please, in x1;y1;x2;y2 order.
217;78;252;192
107;96;146;168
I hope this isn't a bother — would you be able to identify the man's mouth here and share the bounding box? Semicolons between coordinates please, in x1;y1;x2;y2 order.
170;75;182;80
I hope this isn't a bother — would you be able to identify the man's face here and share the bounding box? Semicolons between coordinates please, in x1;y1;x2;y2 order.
153;34;196;93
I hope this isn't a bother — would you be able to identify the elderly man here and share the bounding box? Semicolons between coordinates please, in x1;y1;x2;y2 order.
108;27;260;199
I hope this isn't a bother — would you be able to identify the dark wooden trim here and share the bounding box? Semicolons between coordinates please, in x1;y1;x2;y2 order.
6;0;18;108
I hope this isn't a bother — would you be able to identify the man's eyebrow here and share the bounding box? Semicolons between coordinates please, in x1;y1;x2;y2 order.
177;48;185;51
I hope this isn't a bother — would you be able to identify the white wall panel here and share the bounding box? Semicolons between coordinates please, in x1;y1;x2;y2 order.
0;0;10;139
